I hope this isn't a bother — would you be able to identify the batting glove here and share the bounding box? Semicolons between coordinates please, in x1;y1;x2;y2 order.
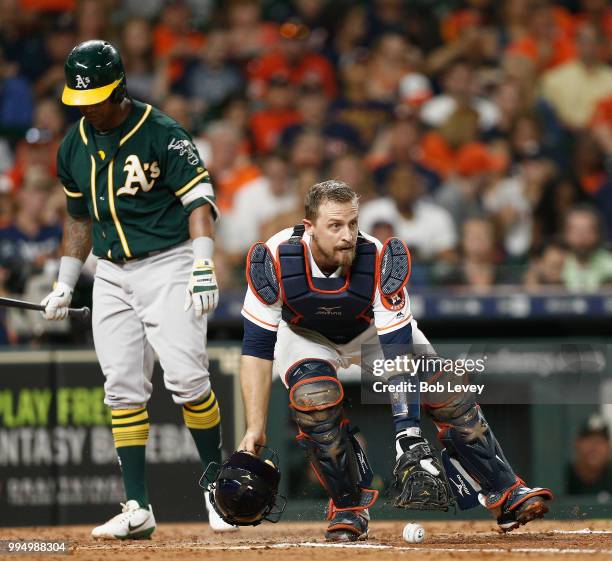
40;282;73;320
184;259;219;318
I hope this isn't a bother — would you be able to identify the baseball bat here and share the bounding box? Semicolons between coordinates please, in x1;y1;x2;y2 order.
0;296;91;322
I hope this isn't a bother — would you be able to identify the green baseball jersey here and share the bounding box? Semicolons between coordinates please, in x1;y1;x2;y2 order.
57;99;217;261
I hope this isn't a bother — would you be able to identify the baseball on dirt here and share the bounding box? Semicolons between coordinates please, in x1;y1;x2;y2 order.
402;522;425;543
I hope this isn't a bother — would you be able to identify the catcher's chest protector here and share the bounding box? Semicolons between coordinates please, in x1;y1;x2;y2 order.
278;226;376;344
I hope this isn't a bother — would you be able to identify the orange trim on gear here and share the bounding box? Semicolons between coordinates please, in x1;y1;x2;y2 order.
376;314;413;334
283;358;337;387
245;242;281;306
289;375;344;412
326;523;362;535
377;237;412;311
486;478;522;510
301;239;351;294
241;308;279;330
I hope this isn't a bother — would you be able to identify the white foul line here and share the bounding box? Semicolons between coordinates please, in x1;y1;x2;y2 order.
76;541;612;555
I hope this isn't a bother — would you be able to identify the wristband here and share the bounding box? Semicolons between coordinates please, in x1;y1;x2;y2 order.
57;256;84;291
193;236;214;261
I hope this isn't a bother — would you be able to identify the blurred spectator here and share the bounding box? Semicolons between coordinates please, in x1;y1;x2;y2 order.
329;153;376;204
566;414;612;496
260;166;320;242
247;20;337;100
75;0;109;44
505;0;576;73
359;164;457;263
427;0;499;76
439;216;509;290
420;60;500;132
436;142;507;227
249;74;300;153
175;27;243;118
483;152;556;258
573;132;608;196
323;4;368;68
419;106;481;178
365;32;417;103
365;0;406;40
121;18;168;104
533;177;585;251
280;84;361;158
201;121;261;213
540;24;612;130
575;0;612;42
220;152;297;259
160;94;193;131
33;14;76;100
288;130;325;173
0;44;33;135
368;118;438;192
0;167;61;294
153;1;205;84
524;241;567;289
226;0;279;62
6;97;64;192
331;50;394;146
562;205;612;291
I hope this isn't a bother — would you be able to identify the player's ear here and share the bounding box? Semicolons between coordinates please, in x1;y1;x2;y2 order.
303;218;313;234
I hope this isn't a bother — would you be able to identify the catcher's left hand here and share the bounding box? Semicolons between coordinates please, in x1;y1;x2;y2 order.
391;438;453;511
184;258;219;317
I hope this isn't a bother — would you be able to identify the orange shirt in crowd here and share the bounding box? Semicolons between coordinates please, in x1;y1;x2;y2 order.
441;9;482;43
419;134;506;178
20;0;74;10
590;96;612;128
153;25;206;83
249;109;301;153
506;34;576;70
214;164;261;213
247;49;337;99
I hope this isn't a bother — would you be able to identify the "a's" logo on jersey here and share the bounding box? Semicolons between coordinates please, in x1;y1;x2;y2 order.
75;75;91;89
117;155;160;197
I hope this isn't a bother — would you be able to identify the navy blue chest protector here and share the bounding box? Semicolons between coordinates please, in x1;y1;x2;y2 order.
278;225;377;345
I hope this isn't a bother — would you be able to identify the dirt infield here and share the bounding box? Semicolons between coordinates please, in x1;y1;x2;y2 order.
1;520;611;561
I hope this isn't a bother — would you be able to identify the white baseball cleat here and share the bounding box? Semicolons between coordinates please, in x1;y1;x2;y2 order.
205;491;238;532
91;500;156;540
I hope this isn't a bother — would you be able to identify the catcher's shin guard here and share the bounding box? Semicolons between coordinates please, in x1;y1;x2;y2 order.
429;398;552;528
287;360;377;510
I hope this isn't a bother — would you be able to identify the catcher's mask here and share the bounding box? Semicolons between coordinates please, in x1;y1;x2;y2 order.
201;447;286;526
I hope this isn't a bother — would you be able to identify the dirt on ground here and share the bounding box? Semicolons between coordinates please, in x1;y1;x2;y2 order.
1;519;611;561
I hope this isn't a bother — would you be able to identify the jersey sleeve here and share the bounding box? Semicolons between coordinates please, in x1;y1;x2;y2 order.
57;140;89;218
162;125;219;218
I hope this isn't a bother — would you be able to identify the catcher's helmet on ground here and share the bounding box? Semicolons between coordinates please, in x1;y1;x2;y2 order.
62;40;126;106
203;449;286;526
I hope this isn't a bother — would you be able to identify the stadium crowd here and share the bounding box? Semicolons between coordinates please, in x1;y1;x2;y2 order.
0;0;612;344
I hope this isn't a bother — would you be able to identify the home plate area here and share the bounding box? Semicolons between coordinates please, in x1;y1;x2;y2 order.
1;520;611;561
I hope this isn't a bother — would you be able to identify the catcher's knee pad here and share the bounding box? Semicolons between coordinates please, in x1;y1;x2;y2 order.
287;360;374;509
429;398;517;494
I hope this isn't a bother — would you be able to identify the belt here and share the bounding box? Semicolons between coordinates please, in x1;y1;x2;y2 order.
99;241;188;264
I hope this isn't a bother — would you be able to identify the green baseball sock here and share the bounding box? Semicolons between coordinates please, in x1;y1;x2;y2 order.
112;408;150;508
183;391;222;470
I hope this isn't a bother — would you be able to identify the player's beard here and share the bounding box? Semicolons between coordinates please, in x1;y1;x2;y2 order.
313;235;356;271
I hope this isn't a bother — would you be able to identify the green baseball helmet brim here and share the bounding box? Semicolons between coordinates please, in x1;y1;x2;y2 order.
62;78;122;106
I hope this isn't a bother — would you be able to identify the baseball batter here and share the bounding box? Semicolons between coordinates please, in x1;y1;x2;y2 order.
40;40;234;538
237;180;552;541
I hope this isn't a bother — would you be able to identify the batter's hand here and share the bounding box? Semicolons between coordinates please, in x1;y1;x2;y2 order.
238;429;266;455
184;258;219;317
40;282;73;320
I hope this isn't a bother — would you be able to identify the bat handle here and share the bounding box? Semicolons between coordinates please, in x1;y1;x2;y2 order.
68;306;91;322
